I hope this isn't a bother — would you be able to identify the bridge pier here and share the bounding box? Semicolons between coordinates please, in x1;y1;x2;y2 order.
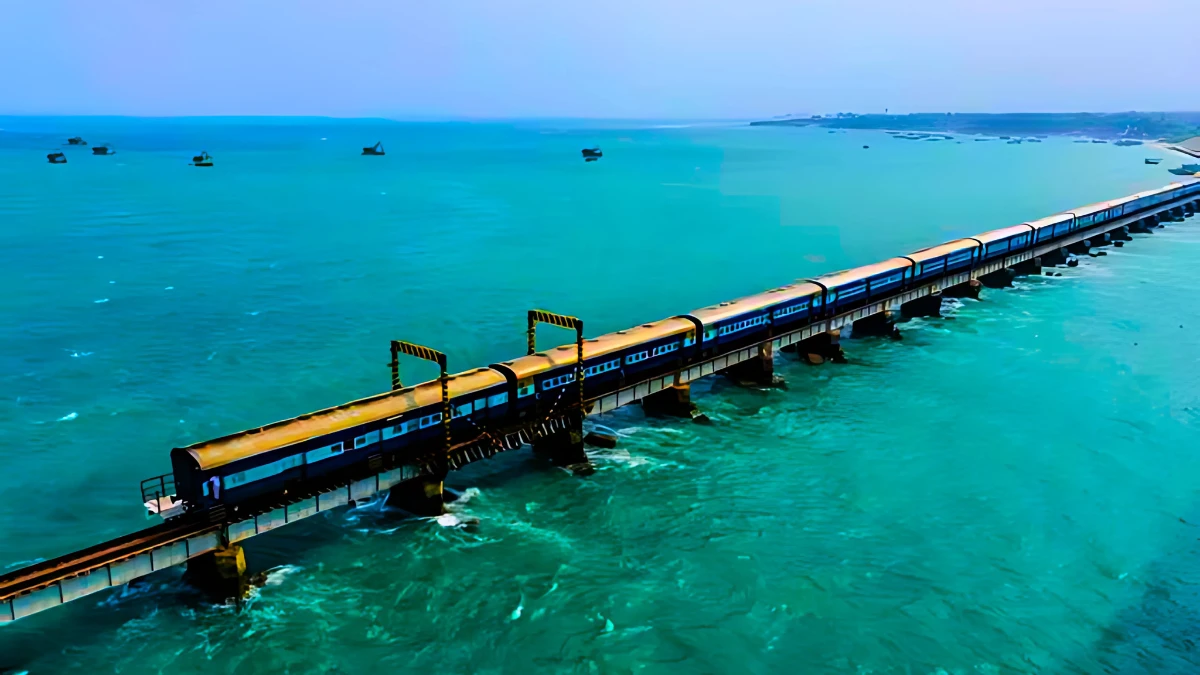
1041;247;1069;266
793;330;846;365
1067;239;1092;255
901;292;942;318
532;423;590;470
941;278;982;300
389;474;446;517
1090;232;1112;247
185;543;250;603
1012;256;1041;276
725;342;784;387
1110;226;1132;241
852;310;901;339
979;268;1016;288
642;383;709;422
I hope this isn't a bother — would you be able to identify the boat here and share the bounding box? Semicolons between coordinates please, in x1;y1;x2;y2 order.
581;147;602;159
862;145;869;149
1185;164;1200;172
1168;167;1199;176
1091;139;1108;144
47;152;67;164
92;145;113;155
362;142;385;156
191;151;213;167
66;137;87;146
1145;158;1163;165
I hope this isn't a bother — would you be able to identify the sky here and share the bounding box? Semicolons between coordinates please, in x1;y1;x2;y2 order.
2;0;1198;119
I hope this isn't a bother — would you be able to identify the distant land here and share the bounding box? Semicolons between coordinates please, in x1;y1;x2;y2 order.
750;112;1200;143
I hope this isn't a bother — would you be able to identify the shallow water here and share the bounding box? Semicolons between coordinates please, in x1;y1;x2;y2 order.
1;118;1196;673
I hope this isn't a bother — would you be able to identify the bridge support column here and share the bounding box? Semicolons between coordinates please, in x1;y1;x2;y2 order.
1041;247;1069;266
642;383;709;422
942;278;982;300
901;292;942;318
390;474;446;517
725;342;784;387
185;543;250;602
1091;232;1112;247
795;330;846;365
1110;226;1131;241
1012;256;1041;276
979;268;1016;288
1170;206;1185;221
1184;202;1195;216
532;422;589;469
851;310;901;339
1067;239;1091;255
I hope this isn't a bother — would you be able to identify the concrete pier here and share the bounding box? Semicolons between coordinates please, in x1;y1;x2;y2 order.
941;278;983;300
852;309;901;339
1041;247;1069;265
184;543;249;602
979;267;1016;288
901;292;942;318
1012;256;1041;276
793;330;846;365
531;423;589;469
725;342;784;386
1110;226;1132;241
642;383;708;422
389;474;446;516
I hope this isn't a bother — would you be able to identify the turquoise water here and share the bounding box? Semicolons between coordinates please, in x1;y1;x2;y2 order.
2;117;1197;673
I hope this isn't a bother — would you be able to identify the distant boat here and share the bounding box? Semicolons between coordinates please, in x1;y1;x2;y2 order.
999;136;1010;140
862;145;869;149
362;142;385;156
582;147;603;159
1184;164;1200;172
1091;139;1108;144
1007;139;1021;144
1073;140;1089;144
191;151;213;167
66;137;87;146
1167;165;1200;175
47;152;67;164
1145;158;1162;165
92;145;113;155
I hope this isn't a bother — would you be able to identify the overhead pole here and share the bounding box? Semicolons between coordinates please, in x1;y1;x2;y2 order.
527;309;585;414
389;340;451;461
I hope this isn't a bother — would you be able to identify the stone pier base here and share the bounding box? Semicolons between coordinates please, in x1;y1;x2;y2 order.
901;292;942;318
642;383;709;423
1012;257;1041;276
185;543;250;603
1041;247;1069;266
979;268;1016;288
532;424;590;470
852;310;901;339
795;331;846;365
941;278;983;300
725;342;784;387
389;474;446;516
1109;226;1132;241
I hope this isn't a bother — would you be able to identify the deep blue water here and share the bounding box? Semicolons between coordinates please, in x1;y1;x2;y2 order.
1;117;1197;673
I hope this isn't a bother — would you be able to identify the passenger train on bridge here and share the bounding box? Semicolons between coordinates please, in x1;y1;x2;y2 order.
171;179;1200;512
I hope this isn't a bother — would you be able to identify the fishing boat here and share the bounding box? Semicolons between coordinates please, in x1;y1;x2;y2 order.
191;151;213;167
1145;158;1162;165
66;137;87;146
1168;166;1199;176
92;145;113;155
581;147;602;159
47;152;67;164
362;142;385;156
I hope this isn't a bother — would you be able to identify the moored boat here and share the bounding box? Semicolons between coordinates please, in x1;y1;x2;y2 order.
191;151;213;167
362;142;385;156
47;152;67;164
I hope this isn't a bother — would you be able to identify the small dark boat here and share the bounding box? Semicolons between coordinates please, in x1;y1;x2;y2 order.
1091;139;1108;144
92;145;113;155
47;152;67;164
362;142;385;156
862;145;869;149
192;151;213;167
582;147;602;159
1184;164;1200;172
1145;158;1163;165
66;137;87;146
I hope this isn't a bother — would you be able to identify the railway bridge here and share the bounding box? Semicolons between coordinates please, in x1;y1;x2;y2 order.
2;182;1198;625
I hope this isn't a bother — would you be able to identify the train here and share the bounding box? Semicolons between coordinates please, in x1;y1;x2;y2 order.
170;179;1200;512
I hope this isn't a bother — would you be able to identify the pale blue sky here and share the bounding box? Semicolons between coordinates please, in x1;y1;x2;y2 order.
2;0;1197;118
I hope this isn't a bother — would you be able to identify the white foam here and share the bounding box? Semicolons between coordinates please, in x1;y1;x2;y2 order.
94;298;109;304
57;412;77;422
164;286;174;290
262;564;302;587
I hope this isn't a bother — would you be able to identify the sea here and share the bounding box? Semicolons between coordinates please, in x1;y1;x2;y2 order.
1;117;1198;674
